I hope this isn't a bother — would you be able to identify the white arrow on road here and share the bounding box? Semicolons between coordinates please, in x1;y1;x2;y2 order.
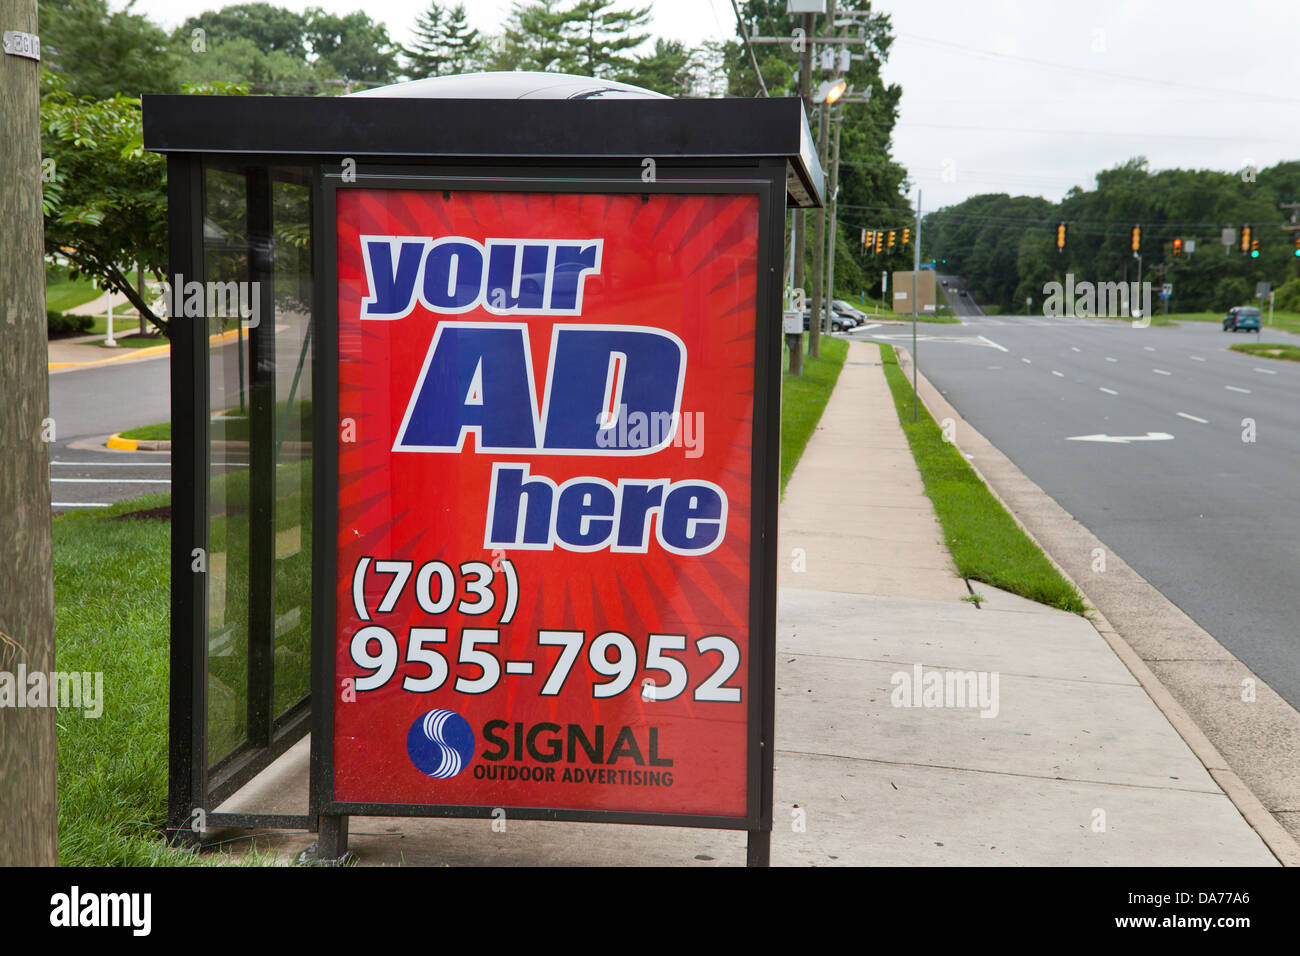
1066;432;1174;444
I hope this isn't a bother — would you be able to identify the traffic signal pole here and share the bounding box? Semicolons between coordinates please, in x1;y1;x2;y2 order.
912;189;920;422
824;108;842;335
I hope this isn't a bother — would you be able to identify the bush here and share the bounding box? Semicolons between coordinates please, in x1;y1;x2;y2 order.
1272;277;1300;313
47;309;93;336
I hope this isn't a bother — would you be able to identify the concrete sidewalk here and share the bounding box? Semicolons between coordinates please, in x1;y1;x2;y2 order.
215;339;1279;865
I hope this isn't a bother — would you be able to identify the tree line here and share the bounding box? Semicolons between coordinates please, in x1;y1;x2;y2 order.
923;157;1300;315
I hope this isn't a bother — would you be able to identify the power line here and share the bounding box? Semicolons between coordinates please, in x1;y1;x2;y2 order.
728;0;768;97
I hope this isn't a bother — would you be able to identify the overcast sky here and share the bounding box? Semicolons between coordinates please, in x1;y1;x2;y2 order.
127;0;1300;211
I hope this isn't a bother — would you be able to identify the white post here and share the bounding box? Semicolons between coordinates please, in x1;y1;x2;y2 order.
104;285;117;347
1269;290;1274;326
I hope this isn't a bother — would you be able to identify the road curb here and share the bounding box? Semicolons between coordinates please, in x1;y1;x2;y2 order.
106;432;171;452
894;344;1300;867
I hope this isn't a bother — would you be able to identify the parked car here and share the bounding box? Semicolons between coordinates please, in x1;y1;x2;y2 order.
832;299;868;325
1223;306;1261;332
802;307;856;333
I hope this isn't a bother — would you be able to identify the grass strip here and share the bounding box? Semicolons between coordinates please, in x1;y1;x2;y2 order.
1228;342;1300;362
54;493;282;865
877;343;1087;613
780;334;848;497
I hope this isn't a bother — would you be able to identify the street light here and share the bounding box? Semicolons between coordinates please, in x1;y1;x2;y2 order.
816;78;847;104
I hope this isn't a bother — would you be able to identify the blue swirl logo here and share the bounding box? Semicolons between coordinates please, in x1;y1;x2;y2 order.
407;709;475;779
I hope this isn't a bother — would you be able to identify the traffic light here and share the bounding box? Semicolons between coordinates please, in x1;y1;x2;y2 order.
902;228;910;246
1293;235;1300;258
862;229;874;252
874;230;883;253
1055;222;1067;252
1240;225;1251;253
1172;237;1183;257
1130;225;1141;253
888;230;896;249
1251;239;1260;259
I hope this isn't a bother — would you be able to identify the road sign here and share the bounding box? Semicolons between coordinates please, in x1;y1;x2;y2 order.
1184;239;1196;254
1161;283;1173;299
1222;227;1236;249
333;187;765;820
1256;281;1271;299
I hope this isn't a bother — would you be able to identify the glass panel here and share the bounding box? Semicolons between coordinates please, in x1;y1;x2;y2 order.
204;166;253;765
271;172;313;719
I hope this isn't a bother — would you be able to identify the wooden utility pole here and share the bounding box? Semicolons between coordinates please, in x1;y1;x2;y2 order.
0;0;58;866
789;11;815;377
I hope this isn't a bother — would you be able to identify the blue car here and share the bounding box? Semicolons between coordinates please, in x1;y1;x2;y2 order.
1223;307;1261;332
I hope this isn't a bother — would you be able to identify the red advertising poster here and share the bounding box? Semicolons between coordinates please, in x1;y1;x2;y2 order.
333;187;759;818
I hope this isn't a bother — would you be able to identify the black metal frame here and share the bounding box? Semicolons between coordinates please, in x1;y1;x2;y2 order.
309;165;783;858
150;91;817;864
165;156;319;841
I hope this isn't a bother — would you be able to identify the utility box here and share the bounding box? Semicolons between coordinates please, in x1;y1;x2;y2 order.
143;71;823;866
891;270;938;315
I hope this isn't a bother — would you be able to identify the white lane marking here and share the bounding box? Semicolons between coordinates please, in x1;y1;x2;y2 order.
1152;368;1171;375
1099;387;1118;395
978;335;1008;352
1105;356;1118;363
1021;357;1032;364
52;460;171;466
1051;370;1064;377
1176;412;1208;423
1067;432;1173;444
51;502;111;508
1070;346;1081;352
859;323;881;331
1225;385;1251;394
1143;346;1156;352
1254;367;1278;375
50;478;171;484
1190;356;1206;362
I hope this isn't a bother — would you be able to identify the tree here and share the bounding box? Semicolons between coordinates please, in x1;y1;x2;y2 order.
40;75;171;334
565;0;650;78
620;38;693;96
179;35;335;95
0;0;57;867
177;2;312;60
494;0;579;73
41;0;179;98
304;8;402;87
405;2;485;78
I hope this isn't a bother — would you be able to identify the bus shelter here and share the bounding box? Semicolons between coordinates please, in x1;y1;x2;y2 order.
143;72;823;865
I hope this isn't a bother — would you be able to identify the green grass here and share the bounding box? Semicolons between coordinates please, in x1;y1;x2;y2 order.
118;402;313;443
118;422;172;441
876;343;1087;614
55;465;311;865
781;334;849;497
80;314;165;337
1167;310;1300;336
46;276;100;313
1229;342;1300;362
53;492;267;865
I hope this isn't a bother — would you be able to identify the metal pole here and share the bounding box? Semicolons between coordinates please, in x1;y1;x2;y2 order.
104;285;117;347
808;0;835;359
912;189;920;422
825;109;842;334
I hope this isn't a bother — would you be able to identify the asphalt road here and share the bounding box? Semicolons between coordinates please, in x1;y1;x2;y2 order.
853;282;1300;710
48;354;171;513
